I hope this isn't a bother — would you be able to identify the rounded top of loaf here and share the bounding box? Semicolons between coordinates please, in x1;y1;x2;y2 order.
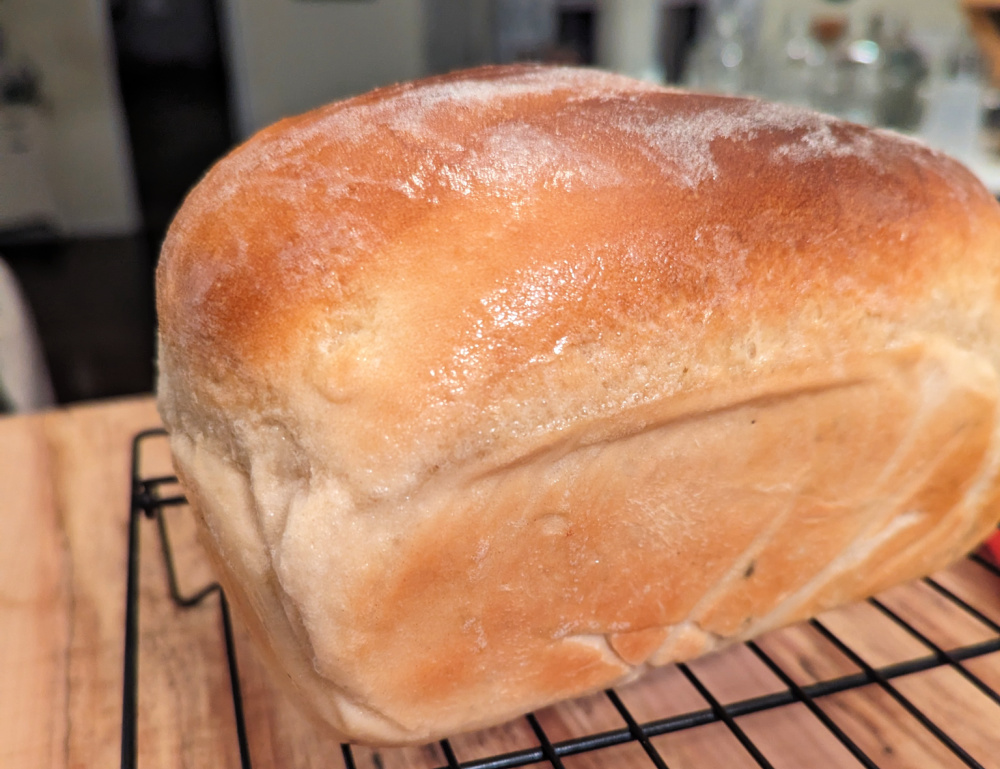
156;64;1000;500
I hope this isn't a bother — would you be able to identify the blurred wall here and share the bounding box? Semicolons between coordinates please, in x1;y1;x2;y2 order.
3;0;140;236
424;0;493;75
222;0;426;139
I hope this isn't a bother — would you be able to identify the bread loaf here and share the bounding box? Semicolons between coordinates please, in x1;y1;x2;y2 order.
155;64;1000;745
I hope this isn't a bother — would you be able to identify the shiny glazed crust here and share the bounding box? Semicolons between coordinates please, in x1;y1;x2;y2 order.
156;65;1000;745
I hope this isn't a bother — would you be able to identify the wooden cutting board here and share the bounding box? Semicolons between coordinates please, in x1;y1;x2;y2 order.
3;396;1000;769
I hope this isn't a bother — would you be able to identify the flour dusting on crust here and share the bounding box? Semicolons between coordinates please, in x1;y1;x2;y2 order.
611;97;880;187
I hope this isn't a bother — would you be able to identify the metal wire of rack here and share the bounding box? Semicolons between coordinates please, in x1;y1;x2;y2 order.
121;429;1000;769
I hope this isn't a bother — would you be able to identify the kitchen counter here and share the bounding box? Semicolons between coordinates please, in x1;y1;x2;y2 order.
3;396;1000;769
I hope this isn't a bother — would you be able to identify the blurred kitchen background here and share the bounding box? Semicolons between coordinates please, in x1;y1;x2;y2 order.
0;0;998;410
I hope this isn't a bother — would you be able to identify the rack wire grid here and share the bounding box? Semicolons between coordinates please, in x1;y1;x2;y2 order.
121;428;1000;769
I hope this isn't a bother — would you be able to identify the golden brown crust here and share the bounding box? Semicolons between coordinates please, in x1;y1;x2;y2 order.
156;65;1000;745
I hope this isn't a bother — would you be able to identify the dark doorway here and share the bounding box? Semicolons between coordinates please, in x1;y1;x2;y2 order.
110;0;235;253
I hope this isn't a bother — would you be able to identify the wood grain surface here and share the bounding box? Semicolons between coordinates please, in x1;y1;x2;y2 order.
2;396;1000;769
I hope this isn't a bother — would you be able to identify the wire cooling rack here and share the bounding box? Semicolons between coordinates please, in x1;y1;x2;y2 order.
121;429;1000;769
